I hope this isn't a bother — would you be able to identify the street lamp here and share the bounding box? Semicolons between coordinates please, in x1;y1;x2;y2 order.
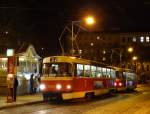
132;55;138;73
127;47;134;53
71;15;95;56
132;56;138;61
84;16;95;25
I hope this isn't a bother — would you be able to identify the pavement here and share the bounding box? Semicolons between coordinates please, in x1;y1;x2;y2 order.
0;93;43;110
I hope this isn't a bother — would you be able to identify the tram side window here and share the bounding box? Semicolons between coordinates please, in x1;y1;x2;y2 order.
102;67;107;78
111;69;116;78
84;65;90;77
91;66;96;77
106;68;111;78
126;72;135;80
116;71;123;79
96;67;102;78
77;64;84;76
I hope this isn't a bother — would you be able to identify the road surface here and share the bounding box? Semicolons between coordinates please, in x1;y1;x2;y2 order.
0;84;150;114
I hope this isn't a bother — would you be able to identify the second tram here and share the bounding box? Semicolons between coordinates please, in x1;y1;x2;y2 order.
113;67;137;91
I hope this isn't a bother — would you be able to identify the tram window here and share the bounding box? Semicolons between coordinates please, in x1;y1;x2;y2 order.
84;65;90;77
123;72;127;79
42;63;50;76
106;68;111;78
110;69;116;78
77;64;84;76
91;66;96;77
51;65;58;74
58;63;72;76
116;71;123;79
42;63;72;77
126;72;135;80
102;68;107;78
96;67;102;78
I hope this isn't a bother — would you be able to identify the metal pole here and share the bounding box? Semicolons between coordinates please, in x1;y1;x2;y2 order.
71;21;74;56
111;50;113;64
120;52;122;64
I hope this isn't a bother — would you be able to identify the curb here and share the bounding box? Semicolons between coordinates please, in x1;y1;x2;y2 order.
0;100;43;110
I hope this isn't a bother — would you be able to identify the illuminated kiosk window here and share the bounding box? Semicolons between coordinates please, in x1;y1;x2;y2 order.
7;49;14;56
146;36;149;42
0;58;8;76
140;36;144;43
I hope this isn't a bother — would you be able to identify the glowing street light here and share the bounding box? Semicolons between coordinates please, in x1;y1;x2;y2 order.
71;15;95;56
127;47;134;53
132;56;138;61
84;16;95;25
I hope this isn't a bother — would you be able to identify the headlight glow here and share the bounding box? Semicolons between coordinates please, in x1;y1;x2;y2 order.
114;82;117;86
40;84;46;90
56;84;62;90
66;84;71;89
119;82;122;86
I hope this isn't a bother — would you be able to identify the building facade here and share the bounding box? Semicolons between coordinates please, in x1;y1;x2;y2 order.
0;44;41;95
66;32;150;81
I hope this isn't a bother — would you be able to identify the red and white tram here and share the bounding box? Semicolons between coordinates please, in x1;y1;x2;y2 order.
40;56;116;101
113;67;137;91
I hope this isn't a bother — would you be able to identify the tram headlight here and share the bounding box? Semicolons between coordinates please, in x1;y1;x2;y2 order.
56;84;62;90
66;84;71;89
119;82;122;86
114;82;117;86
40;84;46;90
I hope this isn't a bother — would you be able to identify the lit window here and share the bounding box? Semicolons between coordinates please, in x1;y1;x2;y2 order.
132;37;136;42
77;64;84;76
97;36;100;40
90;43;94;46
84;65;91;77
146;36;149;42
140;36;144;43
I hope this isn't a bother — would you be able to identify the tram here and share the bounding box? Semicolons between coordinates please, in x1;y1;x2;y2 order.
40;56;137;101
113;67;137;91
40;56;116;101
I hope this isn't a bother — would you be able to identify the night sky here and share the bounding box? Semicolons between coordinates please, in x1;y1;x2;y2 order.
0;0;150;56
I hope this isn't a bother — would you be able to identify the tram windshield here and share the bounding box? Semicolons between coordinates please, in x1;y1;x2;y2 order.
42;63;72;77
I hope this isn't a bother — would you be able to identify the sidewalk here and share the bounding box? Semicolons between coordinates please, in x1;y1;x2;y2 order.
0;93;43;110
0;82;149;110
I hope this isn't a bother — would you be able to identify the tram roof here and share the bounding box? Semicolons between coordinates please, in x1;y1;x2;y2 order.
43;56;107;66
110;66;135;72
